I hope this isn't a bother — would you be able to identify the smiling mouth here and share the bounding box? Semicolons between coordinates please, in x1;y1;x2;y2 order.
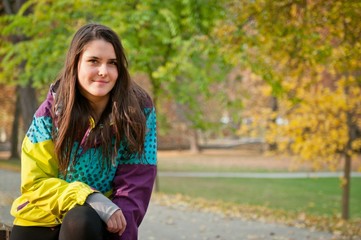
93;80;109;83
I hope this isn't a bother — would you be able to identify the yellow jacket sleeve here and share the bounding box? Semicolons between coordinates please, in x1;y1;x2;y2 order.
11;89;96;226
11;132;95;226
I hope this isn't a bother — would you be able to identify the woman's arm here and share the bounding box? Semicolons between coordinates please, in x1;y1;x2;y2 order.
21;137;95;215
13;104;95;222
112;107;157;239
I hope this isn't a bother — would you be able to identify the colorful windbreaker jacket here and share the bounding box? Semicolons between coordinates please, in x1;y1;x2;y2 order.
10;84;157;240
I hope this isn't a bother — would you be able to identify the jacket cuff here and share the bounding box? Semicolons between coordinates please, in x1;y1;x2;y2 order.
86;193;120;223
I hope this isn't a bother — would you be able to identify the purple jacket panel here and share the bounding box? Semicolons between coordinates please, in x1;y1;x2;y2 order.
111;164;157;240
34;89;54;118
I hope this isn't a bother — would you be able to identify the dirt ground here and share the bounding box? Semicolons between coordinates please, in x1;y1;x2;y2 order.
157;148;361;172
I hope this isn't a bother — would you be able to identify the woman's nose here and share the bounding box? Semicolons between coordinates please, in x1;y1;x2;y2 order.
98;64;108;77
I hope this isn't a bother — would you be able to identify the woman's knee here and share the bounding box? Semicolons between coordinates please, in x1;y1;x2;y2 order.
59;205;104;240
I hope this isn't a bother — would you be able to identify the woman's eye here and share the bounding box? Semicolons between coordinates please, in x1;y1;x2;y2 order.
88;59;98;64
109;61;117;65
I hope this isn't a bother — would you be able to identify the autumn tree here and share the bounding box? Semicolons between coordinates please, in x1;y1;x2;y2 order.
216;0;361;219
1;0;230;153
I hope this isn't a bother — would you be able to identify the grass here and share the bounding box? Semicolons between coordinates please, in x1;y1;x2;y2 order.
158;176;361;219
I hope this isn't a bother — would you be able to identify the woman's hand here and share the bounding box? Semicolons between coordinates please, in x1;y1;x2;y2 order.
107;209;127;236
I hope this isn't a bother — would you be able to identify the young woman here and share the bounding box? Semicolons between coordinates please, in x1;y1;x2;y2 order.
10;23;157;240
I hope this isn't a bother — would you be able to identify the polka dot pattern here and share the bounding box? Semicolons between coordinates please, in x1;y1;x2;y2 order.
26;116;53;143
144;108;157;164
59;146;117;193
59;107;157;193
118;108;157;165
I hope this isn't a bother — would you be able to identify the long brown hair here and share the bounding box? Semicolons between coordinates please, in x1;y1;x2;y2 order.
53;23;147;173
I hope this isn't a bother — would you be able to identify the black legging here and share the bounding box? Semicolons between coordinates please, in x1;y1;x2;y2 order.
10;205;115;240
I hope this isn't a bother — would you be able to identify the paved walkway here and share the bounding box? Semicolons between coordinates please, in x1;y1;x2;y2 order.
0;169;343;240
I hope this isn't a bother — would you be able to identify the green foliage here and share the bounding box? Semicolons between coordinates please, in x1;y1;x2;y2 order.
0;0;231;133
0;0;96;86
97;0;230;131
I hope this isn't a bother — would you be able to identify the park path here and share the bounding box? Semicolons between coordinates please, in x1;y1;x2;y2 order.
0;169;343;240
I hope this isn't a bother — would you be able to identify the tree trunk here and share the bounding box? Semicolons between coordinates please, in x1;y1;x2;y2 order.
342;153;351;220
18;84;38;132
268;96;278;151
4;0;37;135
9;92;21;159
340;81;357;219
189;129;200;153
3;0;28;14
341;107;357;220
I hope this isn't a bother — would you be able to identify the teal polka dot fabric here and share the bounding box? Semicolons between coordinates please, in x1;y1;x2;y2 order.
59;145;117;193
60;107;157;193
118;108;157;165
26;116;53;143
144;108;157;164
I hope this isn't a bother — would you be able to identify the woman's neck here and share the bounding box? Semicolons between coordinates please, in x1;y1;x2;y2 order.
89;96;109;123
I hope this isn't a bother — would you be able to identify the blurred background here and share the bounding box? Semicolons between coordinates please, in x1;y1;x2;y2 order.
0;0;360;237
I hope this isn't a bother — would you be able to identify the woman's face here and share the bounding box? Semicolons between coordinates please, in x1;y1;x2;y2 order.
77;39;118;104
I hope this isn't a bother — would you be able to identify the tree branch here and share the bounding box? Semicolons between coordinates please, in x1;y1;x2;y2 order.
2;0;13;14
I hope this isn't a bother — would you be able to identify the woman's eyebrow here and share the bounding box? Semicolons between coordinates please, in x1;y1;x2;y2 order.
86;56;117;61
86;56;100;59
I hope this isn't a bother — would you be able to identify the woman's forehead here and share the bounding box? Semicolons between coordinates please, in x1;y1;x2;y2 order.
81;39;116;59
